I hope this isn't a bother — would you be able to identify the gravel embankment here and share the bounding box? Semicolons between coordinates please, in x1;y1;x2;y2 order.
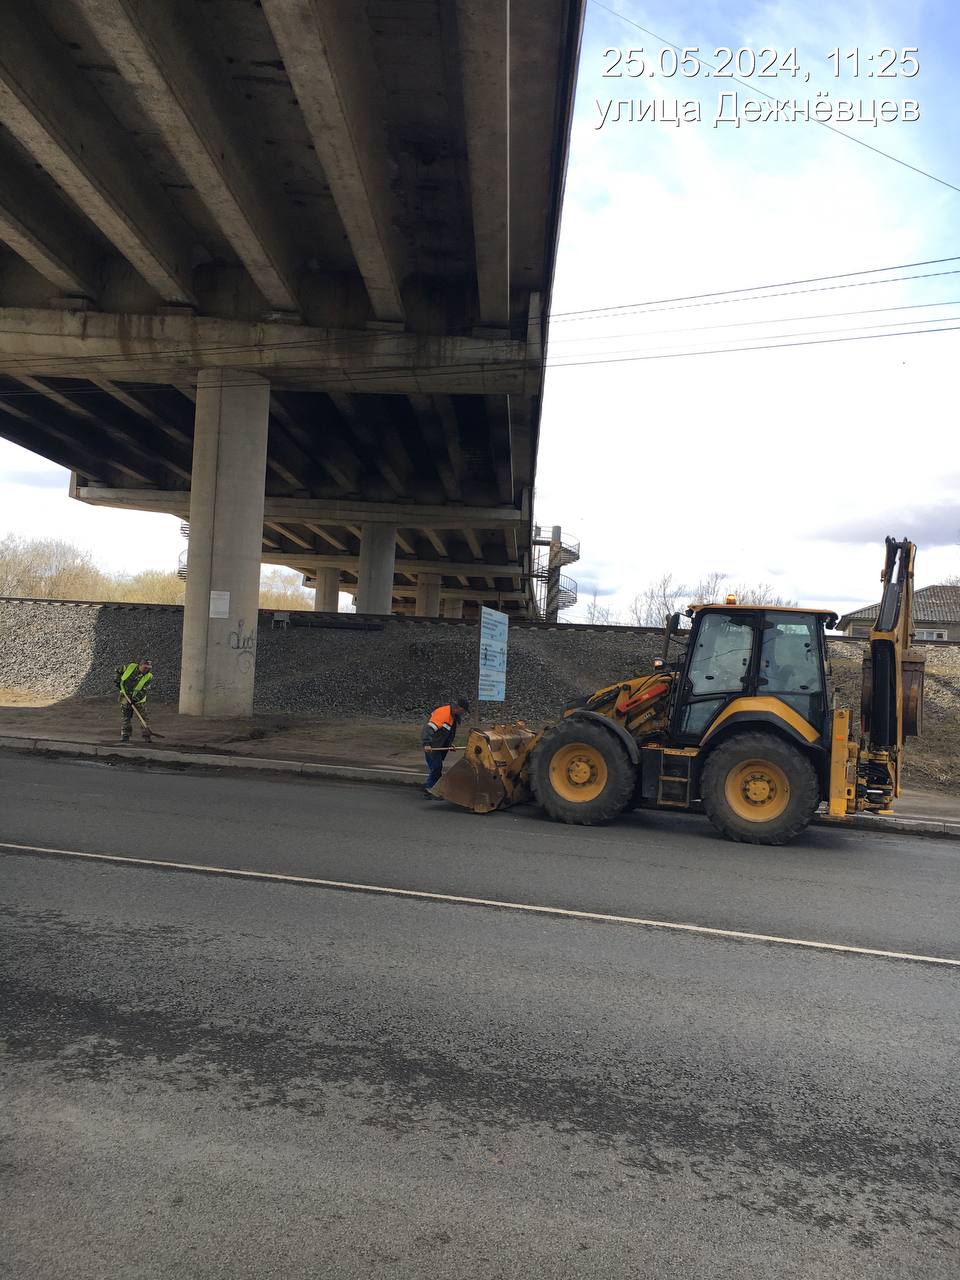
1;598;956;787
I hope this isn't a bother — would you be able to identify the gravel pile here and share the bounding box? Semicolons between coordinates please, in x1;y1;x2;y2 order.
1;602;957;789
0;599;666;717
0;599;182;700
253;623;665;720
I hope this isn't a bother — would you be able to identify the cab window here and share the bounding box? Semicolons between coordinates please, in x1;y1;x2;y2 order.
759;617;822;694
759;614;825;730
686;613;754;694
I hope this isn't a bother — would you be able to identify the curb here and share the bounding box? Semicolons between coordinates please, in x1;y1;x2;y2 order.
813;812;960;840
0;734;422;788
2;735;958;839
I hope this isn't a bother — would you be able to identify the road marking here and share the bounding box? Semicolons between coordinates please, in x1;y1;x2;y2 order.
3;839;959;970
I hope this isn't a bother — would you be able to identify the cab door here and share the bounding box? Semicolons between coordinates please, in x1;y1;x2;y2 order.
670;610;758;742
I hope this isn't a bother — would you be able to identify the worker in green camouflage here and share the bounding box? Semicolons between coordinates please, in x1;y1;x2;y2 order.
118;659;153;742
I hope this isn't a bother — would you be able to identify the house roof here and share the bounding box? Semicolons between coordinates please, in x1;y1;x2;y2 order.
839;584;960;630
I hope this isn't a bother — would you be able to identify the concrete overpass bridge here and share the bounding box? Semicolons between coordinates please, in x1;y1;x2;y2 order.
0;0;584;713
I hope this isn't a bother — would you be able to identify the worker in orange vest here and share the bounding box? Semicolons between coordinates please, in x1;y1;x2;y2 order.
421;697;471;795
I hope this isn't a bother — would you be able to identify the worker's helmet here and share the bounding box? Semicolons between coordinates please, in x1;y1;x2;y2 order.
139;658;152;668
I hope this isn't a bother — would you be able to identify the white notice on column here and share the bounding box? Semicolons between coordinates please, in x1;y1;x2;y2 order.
209;590;230;619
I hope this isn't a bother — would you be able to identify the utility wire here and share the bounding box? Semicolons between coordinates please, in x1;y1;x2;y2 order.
3;293;943;398
550;255;960;319
1;317;957;411
589;0;960;197
2;302;958;400
0;261;956;385
4;305;958;401
546;320;960;367
550;268;960;322
1;246;958;380
549;311;960;361
546;297;960;343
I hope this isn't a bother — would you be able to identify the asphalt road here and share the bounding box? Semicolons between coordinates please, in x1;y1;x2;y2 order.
2;752;959;1278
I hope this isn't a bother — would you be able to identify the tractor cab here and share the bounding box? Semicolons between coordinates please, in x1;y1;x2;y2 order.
669;605;839;747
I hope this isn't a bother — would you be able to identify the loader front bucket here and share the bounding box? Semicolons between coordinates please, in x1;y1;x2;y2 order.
433;724;541;814
434;753;508;813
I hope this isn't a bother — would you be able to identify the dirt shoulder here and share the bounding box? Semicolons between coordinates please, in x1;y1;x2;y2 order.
0;696;429;771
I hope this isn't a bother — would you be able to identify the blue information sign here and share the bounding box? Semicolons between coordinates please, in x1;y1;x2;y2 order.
478;606;509;701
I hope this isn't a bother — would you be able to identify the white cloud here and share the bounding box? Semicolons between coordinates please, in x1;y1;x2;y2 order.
0;441;183;576
540;0;958;622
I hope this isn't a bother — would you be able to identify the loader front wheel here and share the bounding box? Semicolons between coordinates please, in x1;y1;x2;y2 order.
530;720;635;826
700;731;819;845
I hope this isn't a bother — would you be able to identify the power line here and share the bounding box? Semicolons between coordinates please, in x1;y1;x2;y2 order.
546;296;960;343
546;320;960;367
0;316;957;412
550;255;960;319
551;267;960;323
589;0;960;197
0;261;956;387
549;311;960;362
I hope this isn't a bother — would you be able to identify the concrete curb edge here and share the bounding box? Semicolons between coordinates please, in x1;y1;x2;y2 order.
0;734;423;788
2;735;958;838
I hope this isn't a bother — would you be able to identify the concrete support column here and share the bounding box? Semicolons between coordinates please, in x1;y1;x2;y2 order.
442;597;464;619
415;572;442;617
313;567;340;613
179;369;270;717
356;522;396;614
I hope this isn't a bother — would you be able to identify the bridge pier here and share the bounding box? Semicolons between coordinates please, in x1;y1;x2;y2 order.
443;598;464;619
179;369;270;717
313;567;340;613
356;523;396;615
415;573;441;618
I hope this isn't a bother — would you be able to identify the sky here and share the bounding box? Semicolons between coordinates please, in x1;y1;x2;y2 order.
0;0;958;617
537;0;960;619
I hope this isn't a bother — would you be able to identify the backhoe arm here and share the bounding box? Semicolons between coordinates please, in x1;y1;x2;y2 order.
859;537;924;803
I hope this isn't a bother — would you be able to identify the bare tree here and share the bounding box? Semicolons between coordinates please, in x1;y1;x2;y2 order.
725;581;797;606
583;588;618;625
628;572;687;627
688;569;727;605
626;568;795;627
0;535;109;600
114;569;185;605
628;570;729;627
258;567;315;611
0;537;318;608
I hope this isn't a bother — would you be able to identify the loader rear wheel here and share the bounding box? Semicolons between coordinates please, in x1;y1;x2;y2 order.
530;719;635;826
700;731;819;845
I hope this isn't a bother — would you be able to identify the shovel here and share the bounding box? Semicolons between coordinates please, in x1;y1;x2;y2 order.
120;688;164;739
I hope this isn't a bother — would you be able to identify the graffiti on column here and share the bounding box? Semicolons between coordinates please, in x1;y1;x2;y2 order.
229;619;256;675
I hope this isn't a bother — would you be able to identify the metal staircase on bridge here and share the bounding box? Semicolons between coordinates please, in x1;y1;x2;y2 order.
532;524;579;621
177;521;189;581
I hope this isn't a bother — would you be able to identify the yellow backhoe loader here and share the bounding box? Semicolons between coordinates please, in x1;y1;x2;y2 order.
437;537;925;845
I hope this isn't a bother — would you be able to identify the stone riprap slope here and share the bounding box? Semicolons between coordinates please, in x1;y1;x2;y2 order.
1;598;956;787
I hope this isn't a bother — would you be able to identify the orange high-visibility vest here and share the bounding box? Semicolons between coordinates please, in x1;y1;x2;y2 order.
428;704;455;731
